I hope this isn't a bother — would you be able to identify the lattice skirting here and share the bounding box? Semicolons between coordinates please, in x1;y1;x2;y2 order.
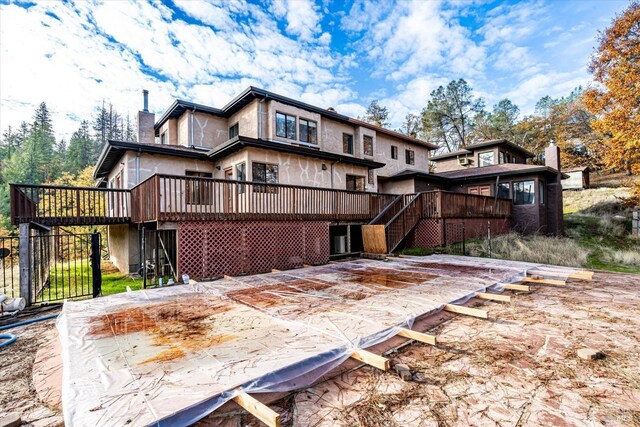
178;221;330;279
407;218;512;249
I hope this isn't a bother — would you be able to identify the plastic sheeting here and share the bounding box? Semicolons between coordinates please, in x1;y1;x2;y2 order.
57;255;581;426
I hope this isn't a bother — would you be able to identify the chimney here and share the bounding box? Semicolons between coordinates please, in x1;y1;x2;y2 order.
137;89;155;144
544;141;563;236
143;89;149;112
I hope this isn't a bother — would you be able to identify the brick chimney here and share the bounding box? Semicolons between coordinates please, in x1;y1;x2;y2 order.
544;142;563;236
137;89;155;144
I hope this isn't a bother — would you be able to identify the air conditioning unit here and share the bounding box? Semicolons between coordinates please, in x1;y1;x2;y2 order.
459;157;472;166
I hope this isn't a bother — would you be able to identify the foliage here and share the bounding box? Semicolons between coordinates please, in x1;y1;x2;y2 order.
421;79;485;152
583;1;640;202
473;99;520;141
398;113;421;137
360;100;390;127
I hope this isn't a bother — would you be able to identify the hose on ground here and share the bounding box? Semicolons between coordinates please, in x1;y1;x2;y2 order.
0;313;59;349
0;333;17;348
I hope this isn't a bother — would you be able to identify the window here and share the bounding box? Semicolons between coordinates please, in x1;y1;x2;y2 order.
236;162;246;193
539;181;545;204
299;119;317;144
185;170;213;204
497;182;510;199
160;132;167;145
343;133;354;154
513;180;535;205
368;170;374;185
511;156;517;163
405;149;415;165
478;151;495;167
252;162;278;193
228;123;239;139
276;112;296;139
391;145;398;159
363;135;373;156
499;152;505;164
346;174;365;191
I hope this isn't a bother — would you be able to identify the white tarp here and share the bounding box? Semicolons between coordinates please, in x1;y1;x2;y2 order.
57;255;580;426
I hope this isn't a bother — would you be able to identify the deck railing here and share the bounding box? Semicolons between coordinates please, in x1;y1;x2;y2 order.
10;183;131;226
130;174;398;223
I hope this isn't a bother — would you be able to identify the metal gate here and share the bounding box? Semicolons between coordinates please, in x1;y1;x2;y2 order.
29;231;102;304
0;236;20;298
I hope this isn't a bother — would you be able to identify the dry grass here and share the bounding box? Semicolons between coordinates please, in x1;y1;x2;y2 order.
563;187;631;214
466;232;590;267
603;247;640;267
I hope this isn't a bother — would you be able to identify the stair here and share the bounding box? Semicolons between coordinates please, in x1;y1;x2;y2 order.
363;193;424;254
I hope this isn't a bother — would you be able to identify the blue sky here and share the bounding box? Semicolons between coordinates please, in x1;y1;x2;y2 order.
0;0;628;141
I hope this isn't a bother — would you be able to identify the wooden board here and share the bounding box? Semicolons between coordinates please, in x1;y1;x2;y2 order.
504;283;531;291
351;349;390;371
476;292;511;302
397;328;437;345
233;392;281;427
522;277;566;286
443;304;488;319
362;225;387;254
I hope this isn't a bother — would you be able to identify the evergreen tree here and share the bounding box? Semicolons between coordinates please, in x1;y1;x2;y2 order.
66;121;96;174
361;100;390;127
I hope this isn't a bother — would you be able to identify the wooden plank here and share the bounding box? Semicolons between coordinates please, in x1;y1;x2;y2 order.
522;277;566;286
351;349;390;371
362;224;387;254
233;392;281;427
397;328;437;345
443;304;488;319
504;283;531;291
476;292;511;302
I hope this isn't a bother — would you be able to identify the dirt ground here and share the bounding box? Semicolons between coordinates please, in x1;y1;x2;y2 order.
1;269;639;427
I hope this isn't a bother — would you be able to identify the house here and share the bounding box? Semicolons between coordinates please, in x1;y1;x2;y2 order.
10;89;563;284
562;166;591;190
380;139;567;235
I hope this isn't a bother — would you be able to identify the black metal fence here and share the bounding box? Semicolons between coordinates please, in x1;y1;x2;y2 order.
443;221;495;257
0;236;20;298
30;230;101;303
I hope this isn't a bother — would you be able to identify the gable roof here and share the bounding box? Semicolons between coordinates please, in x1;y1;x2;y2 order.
436;164;566;179
429;139;534;161
93;140;209;180
154;87;438;149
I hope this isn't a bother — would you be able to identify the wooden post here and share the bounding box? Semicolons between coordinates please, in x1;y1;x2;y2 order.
443;303;488;319
233;392;281;427
476;292;511;302
397;328;437;345
504;283;530;291
351;349;390;370
19;223;31;305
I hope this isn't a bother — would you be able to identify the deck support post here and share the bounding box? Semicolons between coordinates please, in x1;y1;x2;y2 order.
19;223;31;305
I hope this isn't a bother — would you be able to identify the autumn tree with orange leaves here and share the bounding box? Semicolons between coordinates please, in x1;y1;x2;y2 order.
583;1;640;189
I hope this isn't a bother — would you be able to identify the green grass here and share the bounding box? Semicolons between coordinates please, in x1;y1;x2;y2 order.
102;271;144;295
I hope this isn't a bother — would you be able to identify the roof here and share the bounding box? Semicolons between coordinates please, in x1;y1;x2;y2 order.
154;86;438;149
564;166;592;173
429;139;534;161
207;136;385;169
436;164;568;180
93;140;208;180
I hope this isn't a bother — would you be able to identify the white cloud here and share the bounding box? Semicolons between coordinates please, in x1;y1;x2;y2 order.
270;0;324;43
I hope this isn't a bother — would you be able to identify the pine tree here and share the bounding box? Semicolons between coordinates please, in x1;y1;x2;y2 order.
66;121;96;174
361;100;390;127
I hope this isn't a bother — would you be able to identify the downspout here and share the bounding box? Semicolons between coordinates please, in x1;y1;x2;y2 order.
136;149;141;185
190;108;195;147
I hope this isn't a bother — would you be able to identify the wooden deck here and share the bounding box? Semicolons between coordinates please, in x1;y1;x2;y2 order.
10;175;512;227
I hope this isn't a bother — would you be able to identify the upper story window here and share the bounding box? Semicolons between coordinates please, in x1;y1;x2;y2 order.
276;112;296;140
299;119;317;144
160;132;167;145
391;145;398;159
252;162;279;193
499;151;505;164
229;123;239;139
513;180;535;205
368;170;375;185
405;149;415;165
363;135;373;156
478;151;495;167
343;133;354;154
